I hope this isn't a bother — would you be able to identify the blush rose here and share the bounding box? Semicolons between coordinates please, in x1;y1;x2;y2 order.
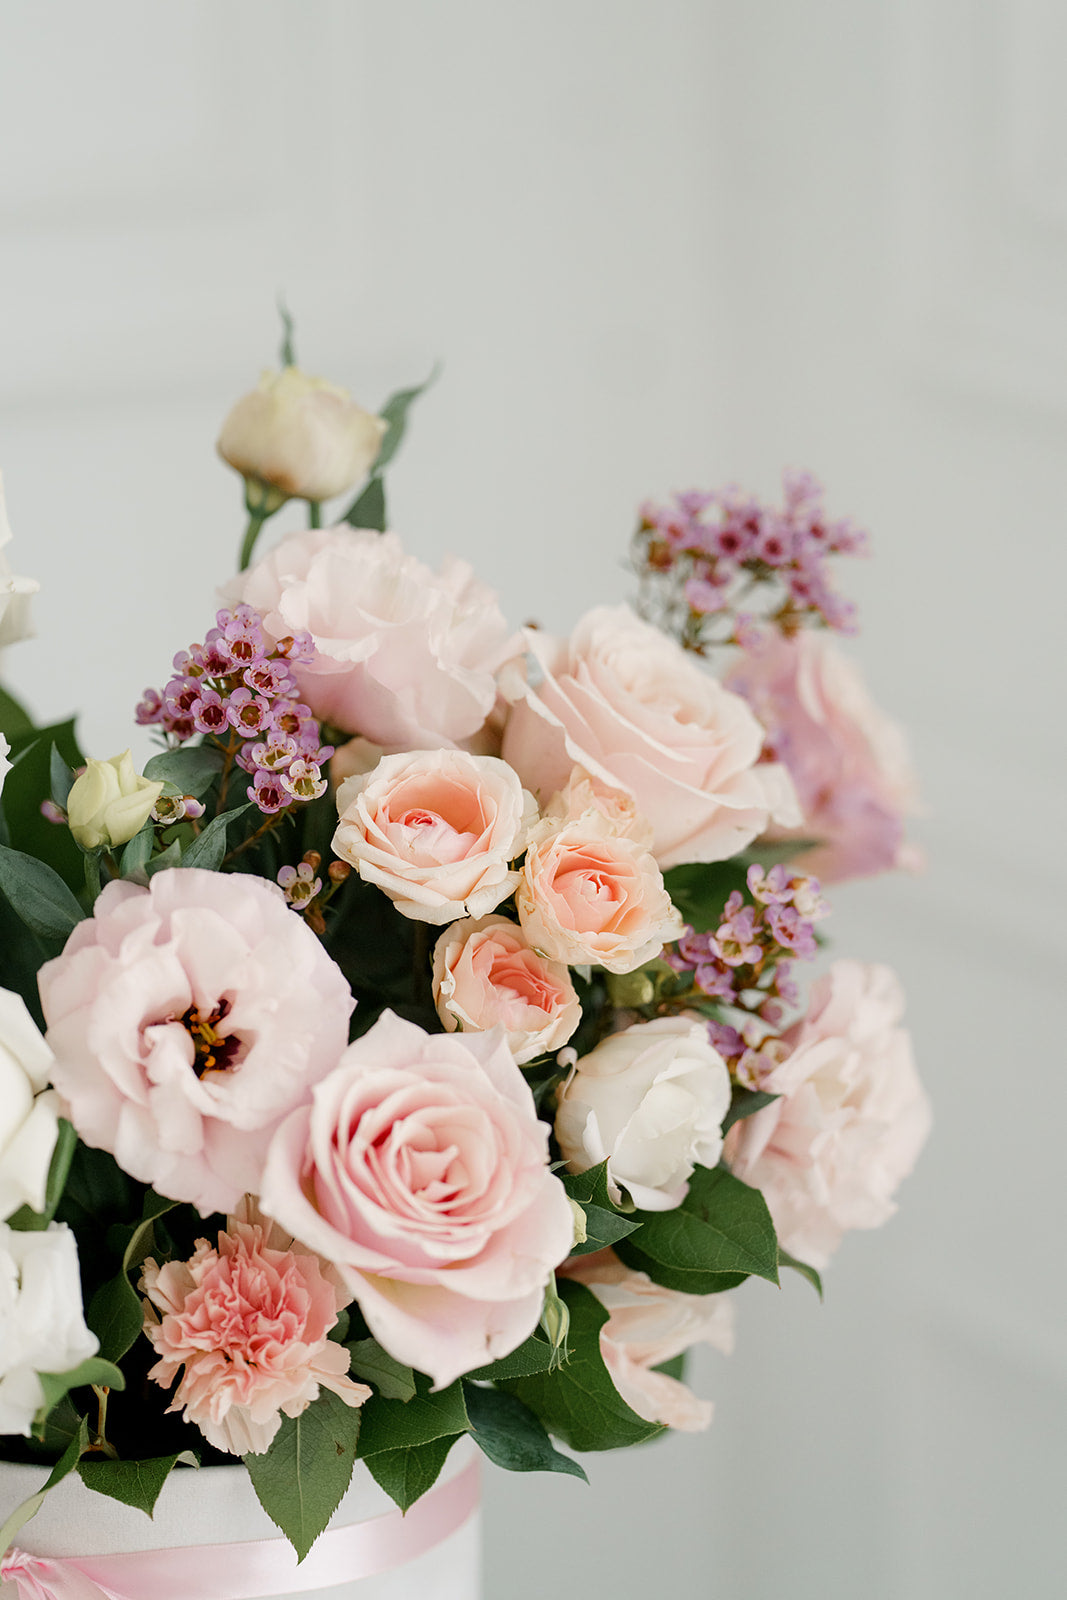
260;1010;575;1389
431;914;581;1064
501;604;800;868
333;749;538;923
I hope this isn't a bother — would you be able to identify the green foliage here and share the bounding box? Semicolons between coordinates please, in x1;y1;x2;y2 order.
119;824;155;879
341;367;438;534
0;718;85;889
87;1192;178;1363
779;1248;823;1299
463;1383;587;1482
345;1339;416;1403
365;1432;461;1513
7;1119;77;1231
615;1164;779;1295
180;802;252;871
467;1333;557;1383
721;1086;780;1135
277;297;297;368
662;861;749;934
561;1162;642;1257
0;681;34;739
78;1452;198;1517
49;744;75;810
345;475;386;533
0;842;85;943
357;1373;468;1457
244;1388;362;1562
143;746;225;798
503;1281;662;1452
0;1416;89;1555
35;1358;125;1431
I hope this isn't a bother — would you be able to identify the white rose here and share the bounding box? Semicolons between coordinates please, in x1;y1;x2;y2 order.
556;1016;732;1211
0;989;60;1222
0;470;40;650
66;750;164;852
217;367;386;504
0;1222;99;1436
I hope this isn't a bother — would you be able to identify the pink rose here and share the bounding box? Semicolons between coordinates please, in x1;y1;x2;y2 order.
541;766;655;850
563;1250;734;1431
260;1011;575;1389
142;1199;371;1456
229;526;521;749
555;1016;731;1210
431;914;581;1064
726;631;919;883
516;815;683;975
39;869;354;1216
725;960;931;1269
501;605;800;868
333;748;537;923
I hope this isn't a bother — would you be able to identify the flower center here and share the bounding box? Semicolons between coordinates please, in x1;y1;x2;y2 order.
180;1000;242;1078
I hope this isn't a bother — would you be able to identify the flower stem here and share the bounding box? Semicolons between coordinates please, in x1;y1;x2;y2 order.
308;500;322;529
239;509;268;571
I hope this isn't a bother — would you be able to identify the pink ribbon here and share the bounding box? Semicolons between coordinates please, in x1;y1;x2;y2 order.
1;1457;479;1600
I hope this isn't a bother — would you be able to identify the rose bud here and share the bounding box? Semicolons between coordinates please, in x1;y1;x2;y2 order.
67;751;164;852
217;367;386;505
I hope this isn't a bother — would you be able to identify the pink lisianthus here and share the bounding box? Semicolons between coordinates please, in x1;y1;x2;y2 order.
141;1200;371;1457
261;1011;575;1390
39;869;354;1217
431;914;581;1064
725;960;932;1269
562;1251;735;1432
501;605;800;868
726;631;920;884
228;526;522;750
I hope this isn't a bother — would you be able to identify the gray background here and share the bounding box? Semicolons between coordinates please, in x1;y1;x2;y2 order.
0;4;1063;1596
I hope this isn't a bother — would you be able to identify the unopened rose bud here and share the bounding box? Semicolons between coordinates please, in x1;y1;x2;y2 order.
327;860;351;884
68;752;164;852
216;367;387;505
568;1199;588;1249
540;1276;570;1368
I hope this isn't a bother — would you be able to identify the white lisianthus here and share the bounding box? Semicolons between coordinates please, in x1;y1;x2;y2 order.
0;988;60;1222
217;367;386;505
0;1222;99;1436
0;470;40;649
66;750;164;852
0;732;9;798
556;1016;732;1211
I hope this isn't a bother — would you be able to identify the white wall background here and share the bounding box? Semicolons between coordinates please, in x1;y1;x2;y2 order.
1;3;1064;1596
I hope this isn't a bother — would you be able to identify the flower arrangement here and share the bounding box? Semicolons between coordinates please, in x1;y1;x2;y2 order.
0;327;930;1570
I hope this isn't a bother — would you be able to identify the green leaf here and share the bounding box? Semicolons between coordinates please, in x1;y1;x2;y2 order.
346;1339;416;1403
0;681;34;739
146;839;182;876
739;840;821;869
463;1383;587;1481
344;475;386;532
277;296;297;368
365;1431;460;1514
504;1281;662;1452
35;1358;125;1430
615;1164;779;1295
1;718;85;890
180;803;252;871
721;1087;779;1135
0;1416;88;1556
0;842;85;942
143;746;225;798
357;1374;468;1457
244;1388;362;1563
561;1162;642;1256
467;1333;557;1383
119;823;155;880
374;368;439;473
663;861;748;934
779;1248;823;1299
87;1192;178;1363
7;1118;78;1231
49;744;75;810
78;1452;198;1516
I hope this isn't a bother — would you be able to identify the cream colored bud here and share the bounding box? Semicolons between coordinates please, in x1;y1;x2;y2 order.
568;1198;588;1249
217;367;387;504
67;752;164;852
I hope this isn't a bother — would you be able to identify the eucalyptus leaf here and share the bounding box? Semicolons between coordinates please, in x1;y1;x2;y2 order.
119;824;155;880
49;744;75;810
143;746;225;798
364;1431;460;1514
463;1383;586;1481
180;803;252;871
146;839;183;876
244;1388;362;1562
0;843;85;942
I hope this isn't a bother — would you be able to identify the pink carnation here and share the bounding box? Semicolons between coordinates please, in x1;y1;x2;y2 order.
726;631;919;884
725;960;931;1269
39;869;354;1216
141;1200;371;1456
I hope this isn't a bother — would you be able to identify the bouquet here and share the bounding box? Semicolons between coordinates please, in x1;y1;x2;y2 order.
0;328;931;1574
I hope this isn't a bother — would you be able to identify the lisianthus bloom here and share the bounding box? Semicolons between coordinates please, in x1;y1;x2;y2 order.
217;367;386;505
0;987;60;1222
0;470;39;649
431;914;581;1064
725;960;931;1268
333;749;537;924
501;604;800;868
261;1011;575;1389
141;1199;371;1457
556;1016;732;1211
65;751;164;851
0;1222;98;1437
563;1250;735;1431
229;526;522;749
39;869;354;1217
726;631;919;883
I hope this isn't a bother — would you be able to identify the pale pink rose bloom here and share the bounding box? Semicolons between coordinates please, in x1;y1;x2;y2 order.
39;870;354;1217
228;526;521;749
516;814;683;976
556;1016;732;1211
142;1199;371;1456
726;631;919;884
333;749;538;924
501;605;800;868
563;1250;735;1431
725;960;931;1269
432;914;582;1064
261;1011;575;1389
541;766;655;850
